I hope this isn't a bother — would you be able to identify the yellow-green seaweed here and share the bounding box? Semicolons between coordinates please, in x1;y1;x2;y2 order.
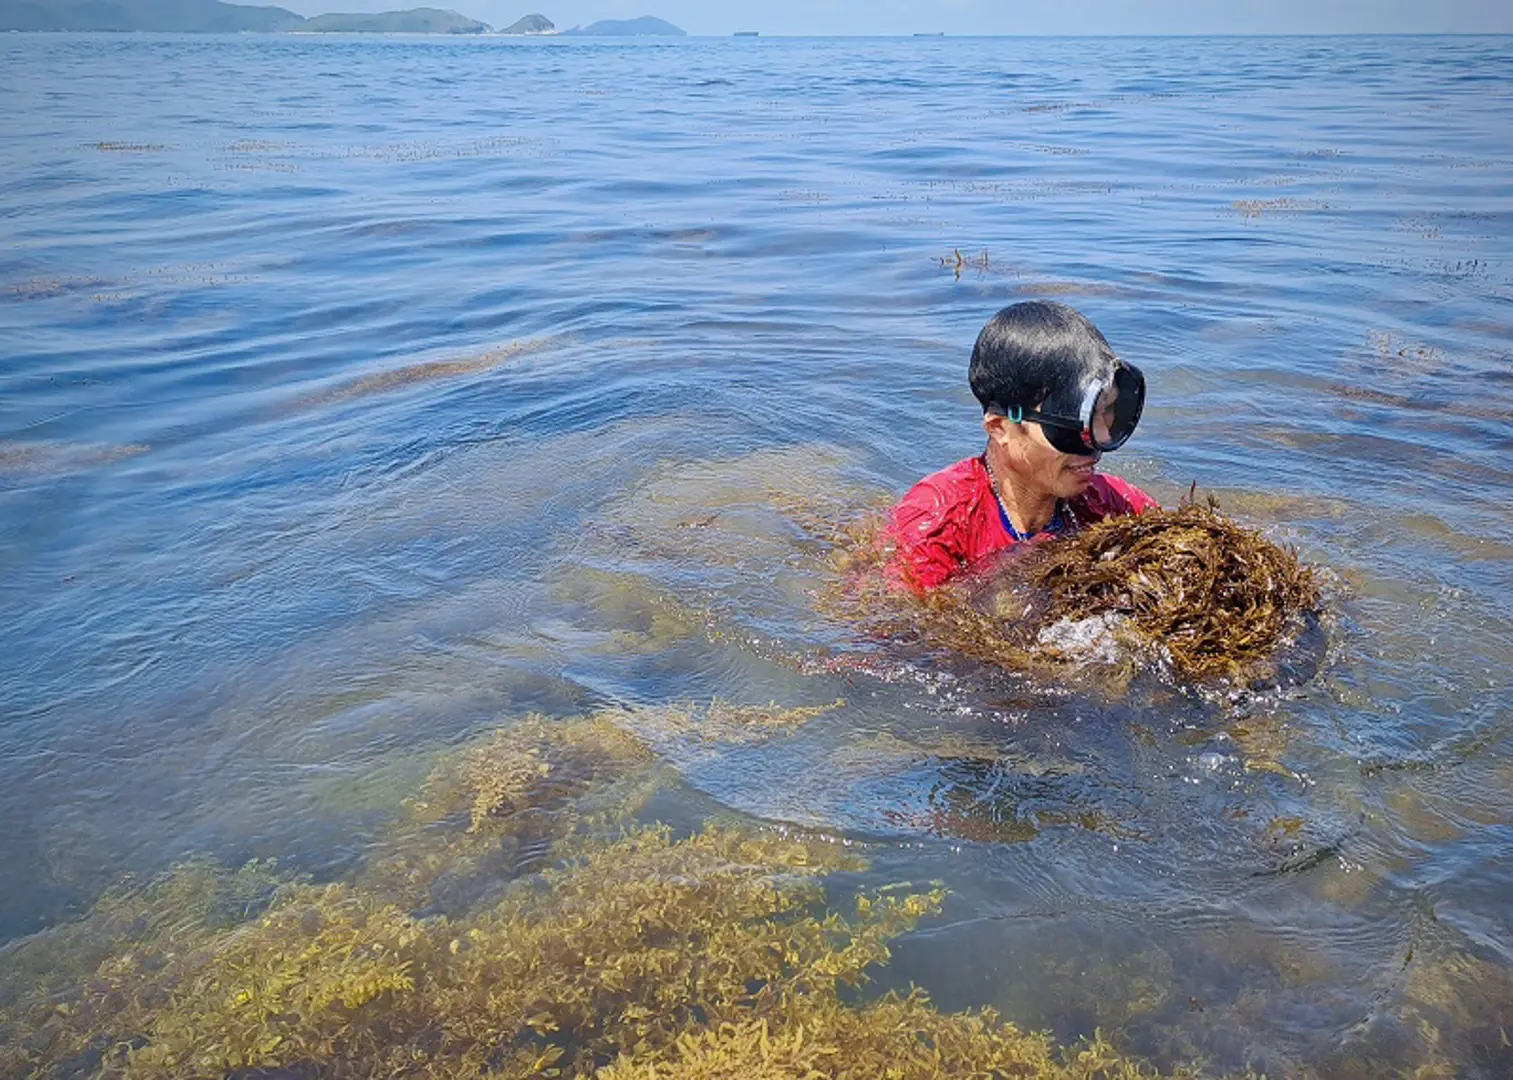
594;447;884;572
616;698;848;755
596;993;1201;1080
0;858;296;1012
363;712;662;908
0;706;1217;1080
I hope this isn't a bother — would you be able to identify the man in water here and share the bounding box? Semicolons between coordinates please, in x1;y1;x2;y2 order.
889;301;1157;591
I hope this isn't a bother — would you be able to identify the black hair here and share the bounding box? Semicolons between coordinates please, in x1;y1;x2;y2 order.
967;300;1118;417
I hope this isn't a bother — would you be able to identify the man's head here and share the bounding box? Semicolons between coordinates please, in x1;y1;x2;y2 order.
969;300;1118;424
970;301;1144;498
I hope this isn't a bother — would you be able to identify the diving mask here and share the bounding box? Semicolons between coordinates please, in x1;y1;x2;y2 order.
991;360;1145;457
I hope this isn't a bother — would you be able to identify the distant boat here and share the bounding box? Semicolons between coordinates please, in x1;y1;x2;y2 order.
913;32;945;37
733;31;758;37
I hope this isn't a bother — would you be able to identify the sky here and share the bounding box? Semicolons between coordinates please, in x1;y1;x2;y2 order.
276;0;1513;36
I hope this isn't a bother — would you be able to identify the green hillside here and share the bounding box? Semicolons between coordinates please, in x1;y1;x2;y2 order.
298;7;489;33
0;0;304;31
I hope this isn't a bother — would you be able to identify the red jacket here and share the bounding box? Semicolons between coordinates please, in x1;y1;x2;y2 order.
887;456;1158;591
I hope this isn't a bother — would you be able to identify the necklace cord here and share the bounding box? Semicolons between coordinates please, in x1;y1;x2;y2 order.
981;452;1065;542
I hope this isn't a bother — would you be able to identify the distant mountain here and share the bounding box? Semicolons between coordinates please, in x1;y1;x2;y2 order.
500;12;552;34
299;7;488;32
0;0;304;31
564;15;684;36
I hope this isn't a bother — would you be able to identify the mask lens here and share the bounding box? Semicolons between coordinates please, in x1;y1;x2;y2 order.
1088;362;1144;451
1045;424;1095;456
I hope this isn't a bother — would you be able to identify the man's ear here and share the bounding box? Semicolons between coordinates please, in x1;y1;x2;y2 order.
983;412;1014;446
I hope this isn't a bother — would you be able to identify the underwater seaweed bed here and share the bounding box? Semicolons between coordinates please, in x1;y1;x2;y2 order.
0;709;1216;1080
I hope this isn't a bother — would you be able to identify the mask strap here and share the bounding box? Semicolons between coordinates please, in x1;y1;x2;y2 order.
1006;405;1023;424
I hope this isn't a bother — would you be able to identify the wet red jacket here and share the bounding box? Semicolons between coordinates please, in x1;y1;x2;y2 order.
888;456;1158;591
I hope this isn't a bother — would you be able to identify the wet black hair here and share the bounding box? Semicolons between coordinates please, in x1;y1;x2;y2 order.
968;300;1118;417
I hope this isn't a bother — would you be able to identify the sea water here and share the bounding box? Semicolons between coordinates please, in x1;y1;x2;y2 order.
1;32;1511;1076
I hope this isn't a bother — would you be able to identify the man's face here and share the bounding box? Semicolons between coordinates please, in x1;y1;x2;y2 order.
987;412;1099;500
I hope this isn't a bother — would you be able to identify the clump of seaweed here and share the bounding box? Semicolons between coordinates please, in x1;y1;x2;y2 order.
940;247;992;280
591;447;885;573
448;713;653;834
364;712;662;910
1014;499;1322;681
0;705;1210;1080
822;498;1322;686
90;142;168;153
302;336;558;410
549;568;711;655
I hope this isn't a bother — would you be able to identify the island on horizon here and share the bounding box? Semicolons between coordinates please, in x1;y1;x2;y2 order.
501;13;553;35
0;1;687;36
562;16;684;37
0;0;305;32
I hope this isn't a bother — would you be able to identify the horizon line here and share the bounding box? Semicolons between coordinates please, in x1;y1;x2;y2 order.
17;29;1510;38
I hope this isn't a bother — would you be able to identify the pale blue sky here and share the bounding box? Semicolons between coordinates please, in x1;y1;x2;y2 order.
280;0;1513;36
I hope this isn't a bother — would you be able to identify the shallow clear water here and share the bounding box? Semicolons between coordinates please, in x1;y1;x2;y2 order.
1;32;1511;1077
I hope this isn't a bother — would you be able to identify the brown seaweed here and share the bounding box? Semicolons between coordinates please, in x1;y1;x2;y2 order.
1014;498;1322;681
822;498;1323;686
